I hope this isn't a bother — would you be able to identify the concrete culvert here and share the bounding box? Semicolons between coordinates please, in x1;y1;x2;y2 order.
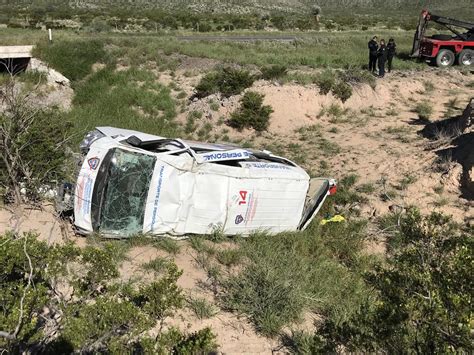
0;45;34;74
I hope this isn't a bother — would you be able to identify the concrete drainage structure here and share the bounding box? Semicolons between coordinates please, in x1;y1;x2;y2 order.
0;45;34;74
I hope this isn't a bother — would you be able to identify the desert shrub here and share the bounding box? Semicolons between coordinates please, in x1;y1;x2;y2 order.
312;210;473;353
61;297;150;352
0;232;77;351
260;64;288;80
33;39;106;82
194;72;220;98
187;297;218;319
142;327;217;354
221;226;371;337
316;69;372;101
414;101;433;120
0;76;73;203
196;21;213;32
316;70;336;95
332;81;353;102
0;232;216;353
216;249;242;267
338;68;376;89
423;80;435;93
228;91;273;131
153;237;181;255
209;99;220;111
86;17;112;32
195;67;255;98
142;256;171;273
319;103;346;119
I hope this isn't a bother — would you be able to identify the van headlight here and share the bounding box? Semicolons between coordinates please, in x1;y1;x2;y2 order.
80;130;105;154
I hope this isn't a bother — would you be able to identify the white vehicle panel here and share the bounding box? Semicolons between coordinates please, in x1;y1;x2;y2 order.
224;177;308;234
74;127;334;237
74;138;117;233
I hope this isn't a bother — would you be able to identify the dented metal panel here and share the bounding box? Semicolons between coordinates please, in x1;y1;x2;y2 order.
73;127;334;237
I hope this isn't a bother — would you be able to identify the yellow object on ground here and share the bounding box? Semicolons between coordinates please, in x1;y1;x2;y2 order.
320;215;346;225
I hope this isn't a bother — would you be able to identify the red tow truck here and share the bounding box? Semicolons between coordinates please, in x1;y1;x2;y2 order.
411;10;474;67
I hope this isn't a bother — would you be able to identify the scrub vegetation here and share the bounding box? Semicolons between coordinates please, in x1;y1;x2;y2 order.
1;0;472;34
229;91;273;132
1;1;473;352
0;232;217;353
195;67;255;99
0;75;73;203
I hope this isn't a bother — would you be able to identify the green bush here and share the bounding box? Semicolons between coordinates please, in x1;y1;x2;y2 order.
0;232;216;353
195;67;255;98
312;210;473;353
196;21;213;32
414;101;433;120
316;70;336;95
220;224;370;337
142;327;217;354
0;81;73;203
332;81;353;102
187;297;218;319
316;70;356;101
194;72;220;98
260;64;288;80
228;91;273;131
338;68;376;89
86;17;112;32
0;233;75;350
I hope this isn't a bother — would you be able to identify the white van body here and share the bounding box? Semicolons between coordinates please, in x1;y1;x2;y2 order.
73;127;335;238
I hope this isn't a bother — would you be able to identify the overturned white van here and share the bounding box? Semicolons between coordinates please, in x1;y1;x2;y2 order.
71;127;336;238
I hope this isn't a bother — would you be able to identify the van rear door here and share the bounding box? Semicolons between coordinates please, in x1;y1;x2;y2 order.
298;178;335;230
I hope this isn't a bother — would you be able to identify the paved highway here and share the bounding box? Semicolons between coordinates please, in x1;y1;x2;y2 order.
177;35;298;42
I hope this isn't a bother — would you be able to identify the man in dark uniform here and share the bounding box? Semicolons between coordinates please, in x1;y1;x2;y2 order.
377;39;387;78
368;36;378;73
387;38;397;72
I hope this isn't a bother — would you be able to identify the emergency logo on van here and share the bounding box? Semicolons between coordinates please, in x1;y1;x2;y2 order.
235;215;244;225
239;191;248;205
88;157;100;170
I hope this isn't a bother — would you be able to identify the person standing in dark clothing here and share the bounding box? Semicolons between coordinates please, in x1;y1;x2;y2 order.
368;36;378;73
377;39;387;78
387;38;397;73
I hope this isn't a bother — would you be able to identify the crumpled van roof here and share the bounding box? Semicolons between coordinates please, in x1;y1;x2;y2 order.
97;126;241;153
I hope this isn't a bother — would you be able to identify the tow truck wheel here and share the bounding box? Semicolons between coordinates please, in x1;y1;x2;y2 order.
435;49;455;68
458;49;474;66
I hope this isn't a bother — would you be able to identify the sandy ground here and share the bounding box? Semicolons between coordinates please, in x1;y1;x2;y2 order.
0;206;278;353
120;244;278;354
175;67;473;223
1;64;472;353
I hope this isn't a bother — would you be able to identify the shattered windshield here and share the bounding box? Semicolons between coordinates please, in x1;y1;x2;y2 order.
98;149;156;236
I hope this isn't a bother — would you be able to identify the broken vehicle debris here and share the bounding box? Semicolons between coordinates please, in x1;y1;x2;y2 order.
68;127;336;237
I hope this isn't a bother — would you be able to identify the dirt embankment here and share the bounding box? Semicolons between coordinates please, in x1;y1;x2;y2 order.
175;68;473;223
1;65;473;353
